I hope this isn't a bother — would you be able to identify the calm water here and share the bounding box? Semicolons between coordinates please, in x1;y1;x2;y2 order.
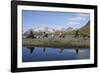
22;47;90;62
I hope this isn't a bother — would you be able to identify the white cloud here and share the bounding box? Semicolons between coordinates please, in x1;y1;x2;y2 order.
68;17;86;21
66;13;90;28
67;21;80;27
67;21;80;25
76;13;90;17
66;20;82;28
68;13;89;21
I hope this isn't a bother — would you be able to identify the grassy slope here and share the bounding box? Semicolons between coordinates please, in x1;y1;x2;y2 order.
64;21;90;35
79;21;90;35
23;38;90;48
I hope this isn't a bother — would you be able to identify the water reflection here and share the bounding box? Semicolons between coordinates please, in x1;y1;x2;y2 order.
26;47;35;54
43;48;46;53
26;47;79;54
76;49;79;54
22;47;90;62
60;48;64;53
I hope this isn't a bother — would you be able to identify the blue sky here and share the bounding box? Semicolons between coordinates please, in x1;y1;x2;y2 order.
22;10;90;32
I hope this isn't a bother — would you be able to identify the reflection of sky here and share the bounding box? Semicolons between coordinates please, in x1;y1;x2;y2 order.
22;10;90;32
22;47;90;62
78;49;90;59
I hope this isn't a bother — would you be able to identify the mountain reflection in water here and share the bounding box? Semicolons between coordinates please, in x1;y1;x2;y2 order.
22;47;90;62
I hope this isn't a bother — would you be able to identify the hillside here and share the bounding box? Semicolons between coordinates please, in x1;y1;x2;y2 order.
79;21;90;35
63;21;90;35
